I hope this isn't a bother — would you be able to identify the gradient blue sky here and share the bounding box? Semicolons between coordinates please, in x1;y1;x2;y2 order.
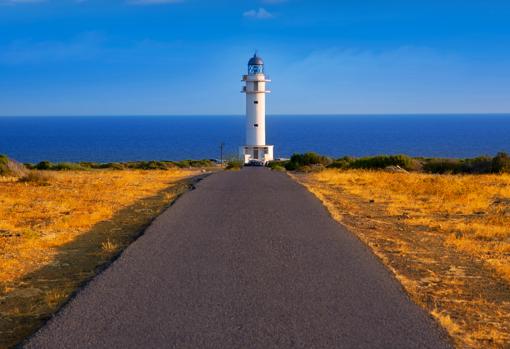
1;0;510;116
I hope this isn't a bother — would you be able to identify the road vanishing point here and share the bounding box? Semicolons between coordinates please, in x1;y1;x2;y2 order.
23;168;452;349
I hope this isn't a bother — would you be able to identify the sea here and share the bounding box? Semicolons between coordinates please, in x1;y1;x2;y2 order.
1;115;509;163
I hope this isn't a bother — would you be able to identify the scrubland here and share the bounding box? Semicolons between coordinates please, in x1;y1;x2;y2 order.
296;170;510;348
0;169;199;348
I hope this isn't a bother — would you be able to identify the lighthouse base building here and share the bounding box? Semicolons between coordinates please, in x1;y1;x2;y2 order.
239;53;274;165
239;145;274;165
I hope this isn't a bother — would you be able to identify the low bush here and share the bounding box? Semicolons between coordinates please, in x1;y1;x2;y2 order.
19;153;510;175
1;154;28;177
226;159;244;170
271;165;286;172
76;162;105;170
298;164;328;173
266;160;288;171
423;156;499;174
144;161;170;170
350;154;415;171
285;152;332;171
33;161;85;171
492;152;510;173
462;156;493;174
29;159;215;171
105;163;126;170
18;171;52;185
35;161;52;170
328;156;355;169
51;162;87;171
284;152;510;174
422;159;463;174
174;159;214;168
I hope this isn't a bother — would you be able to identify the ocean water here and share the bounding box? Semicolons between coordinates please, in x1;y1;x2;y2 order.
0;115;509;163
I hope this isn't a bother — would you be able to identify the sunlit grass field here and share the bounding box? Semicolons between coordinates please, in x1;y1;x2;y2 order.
0;169;199;348
0;169;195;282
296;170;510;349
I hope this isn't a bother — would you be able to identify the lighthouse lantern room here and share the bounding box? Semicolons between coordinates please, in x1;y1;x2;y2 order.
239;53;274;164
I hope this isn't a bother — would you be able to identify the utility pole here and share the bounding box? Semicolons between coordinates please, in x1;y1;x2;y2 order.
220;142;225;167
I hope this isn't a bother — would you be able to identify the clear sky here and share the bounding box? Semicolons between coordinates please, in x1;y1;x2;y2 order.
1;0;510;116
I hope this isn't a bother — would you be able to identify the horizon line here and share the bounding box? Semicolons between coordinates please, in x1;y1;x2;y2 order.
1;113;510;118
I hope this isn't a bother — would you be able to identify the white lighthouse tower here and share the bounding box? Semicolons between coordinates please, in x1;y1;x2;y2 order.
239;53;274;164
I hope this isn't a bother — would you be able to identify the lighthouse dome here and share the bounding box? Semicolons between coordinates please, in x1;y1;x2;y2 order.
248;54;264;74
248;54;264;66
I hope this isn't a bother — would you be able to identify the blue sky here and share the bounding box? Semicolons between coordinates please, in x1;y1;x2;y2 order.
1;0;509;115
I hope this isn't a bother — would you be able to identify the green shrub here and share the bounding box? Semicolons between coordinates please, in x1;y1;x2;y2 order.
328;156;355;169
350;154;414;170
191;159;214;167
462;156;493;174
284;161;297;171
35;160;52;170
174;159;213;168
423;159;463;174
78;162;94;169
423;156;499;174
78;162;106;169
266;160;288;171
124;161;170;170
124;161;139;169
271;165;286;171
285;152;332;171
174;160;191;168
492;152;510;173
226;159;243;170
145;161;169;170
126;161;143;169
299;164;328;173
106;163;126;170
51;162;87;171
15;159;214;173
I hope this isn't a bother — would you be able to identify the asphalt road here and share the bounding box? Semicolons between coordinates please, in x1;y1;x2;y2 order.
23;168;451;349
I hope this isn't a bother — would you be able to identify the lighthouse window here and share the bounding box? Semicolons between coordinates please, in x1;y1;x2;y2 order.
254;101;258;104
254;124;259;127
249;64;264;75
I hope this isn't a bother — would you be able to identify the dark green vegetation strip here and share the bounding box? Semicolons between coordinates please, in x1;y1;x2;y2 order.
25;159;216;171
4;152;510;176
268;152;510;174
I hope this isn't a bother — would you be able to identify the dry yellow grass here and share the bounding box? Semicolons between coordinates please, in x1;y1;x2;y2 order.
0;170;195;283
296;170;510;349
0;169;201;348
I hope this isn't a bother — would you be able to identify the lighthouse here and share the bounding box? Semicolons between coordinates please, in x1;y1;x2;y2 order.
239;53;274;164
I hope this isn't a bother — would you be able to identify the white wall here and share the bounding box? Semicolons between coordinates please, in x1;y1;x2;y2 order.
244;75;267;146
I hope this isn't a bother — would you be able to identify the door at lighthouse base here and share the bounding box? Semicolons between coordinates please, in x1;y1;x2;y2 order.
253;148;259;160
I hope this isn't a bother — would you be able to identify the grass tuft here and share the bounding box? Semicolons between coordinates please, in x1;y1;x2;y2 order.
44;290;68;308
101;239;118;253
